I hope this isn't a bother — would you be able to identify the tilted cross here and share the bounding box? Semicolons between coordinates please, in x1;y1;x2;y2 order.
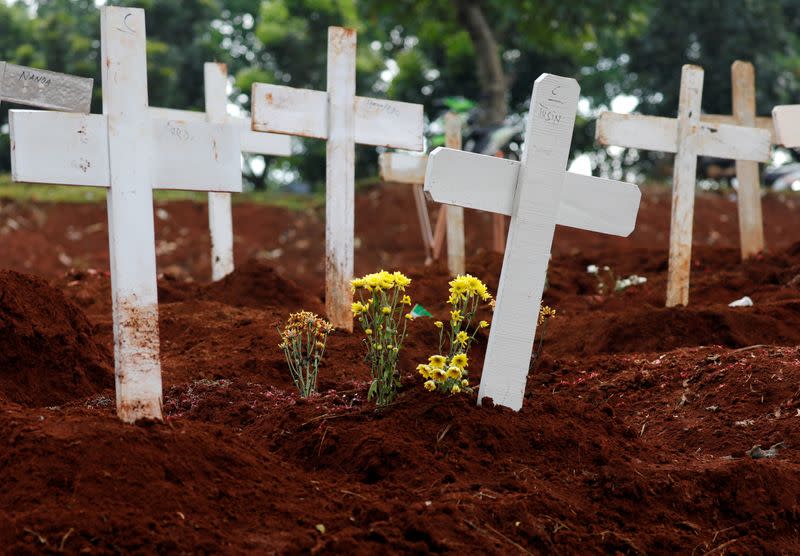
424;74;641;411
8;7;242;423
150;62;292;281
596;64;771;307
379;112;465;274
0;61;92;113
249;27;424;330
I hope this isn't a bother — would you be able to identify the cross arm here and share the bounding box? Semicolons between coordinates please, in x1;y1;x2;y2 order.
701;113;776;144
379;152;428;184
149;106;292;156
423;147;641;237
10;110;243;192
771;105;800;147
596;111;771;162
0;61;93;113
251;83;424;151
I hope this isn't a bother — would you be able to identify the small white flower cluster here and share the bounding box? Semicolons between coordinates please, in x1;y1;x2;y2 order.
586;264;609;275
615;275;647;291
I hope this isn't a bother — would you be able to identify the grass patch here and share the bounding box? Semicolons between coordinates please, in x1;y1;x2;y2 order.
0;175;324;211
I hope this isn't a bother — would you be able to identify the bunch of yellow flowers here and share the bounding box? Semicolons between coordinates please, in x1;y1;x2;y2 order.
418;352;471;394
351;270;413;406
278;311;334;397
420;274;493;395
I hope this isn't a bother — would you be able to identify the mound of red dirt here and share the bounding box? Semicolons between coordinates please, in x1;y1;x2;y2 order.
0;270;112;407
200;258;324;313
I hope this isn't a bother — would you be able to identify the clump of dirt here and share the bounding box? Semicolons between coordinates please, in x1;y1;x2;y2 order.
0;270;112;407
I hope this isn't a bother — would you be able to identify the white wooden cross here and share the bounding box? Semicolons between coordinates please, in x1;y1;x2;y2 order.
702;61;776;260
772;104;800;148
0;61;92;112
250;27;424;330
8;6;242;423
150;62;292;281
379;112;465;274
596;64;771;307
424;74;641;411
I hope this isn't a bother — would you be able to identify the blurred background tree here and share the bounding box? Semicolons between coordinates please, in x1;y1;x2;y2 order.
0;0;799;190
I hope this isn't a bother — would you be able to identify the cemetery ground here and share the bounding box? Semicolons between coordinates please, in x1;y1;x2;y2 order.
2;181;800;553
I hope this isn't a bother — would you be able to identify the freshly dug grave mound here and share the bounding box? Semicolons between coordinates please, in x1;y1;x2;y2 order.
200;258;324;313
0;270;112;407
547;301;800;356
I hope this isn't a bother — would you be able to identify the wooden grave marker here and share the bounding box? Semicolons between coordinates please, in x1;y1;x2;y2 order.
596;64;771;307
424;74;641;411
150;63;292;281
250;27;424;330
0;61;92;112
379;112;466;274
8;6;242;422
703;61;777;259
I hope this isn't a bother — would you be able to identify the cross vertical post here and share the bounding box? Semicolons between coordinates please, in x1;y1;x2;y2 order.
204;62;236;281
732;61;764;259
667;65;703;307
101;6;162;422
325;27;357;329
444;112;465;276
478;75;579;409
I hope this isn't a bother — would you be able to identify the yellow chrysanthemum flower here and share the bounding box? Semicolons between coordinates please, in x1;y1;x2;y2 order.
432;368;446;382
401;295;411;305
538;305;557;326
434;321;443;329
456;331;469;346
446;366;462;379
405;313;413;320
382;306;391;314
429;355;446;369
461;379;469;387
479;320;489;328
451;353;468;369
450;310;463;324
351;301;368;316
451;384;461;394
424;380;436;392
365;328;372;335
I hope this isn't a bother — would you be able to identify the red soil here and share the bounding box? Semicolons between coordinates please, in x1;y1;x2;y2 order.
1;184;800;553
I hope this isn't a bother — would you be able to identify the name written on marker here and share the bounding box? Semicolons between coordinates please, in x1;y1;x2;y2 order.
535;102;562;125
364;99;400;118
18;71;51;87
167;123;192;142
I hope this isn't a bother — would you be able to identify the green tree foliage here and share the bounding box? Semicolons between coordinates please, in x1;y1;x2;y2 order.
0;0;799;186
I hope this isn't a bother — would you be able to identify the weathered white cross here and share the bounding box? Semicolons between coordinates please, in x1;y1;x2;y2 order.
772;104;800;148
379;112;465;274
250;27;424;330
596;64;771;307
424;74;641;411
8;6;242;423
150;63;292;281
701;61;776;260
0;61;92;113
